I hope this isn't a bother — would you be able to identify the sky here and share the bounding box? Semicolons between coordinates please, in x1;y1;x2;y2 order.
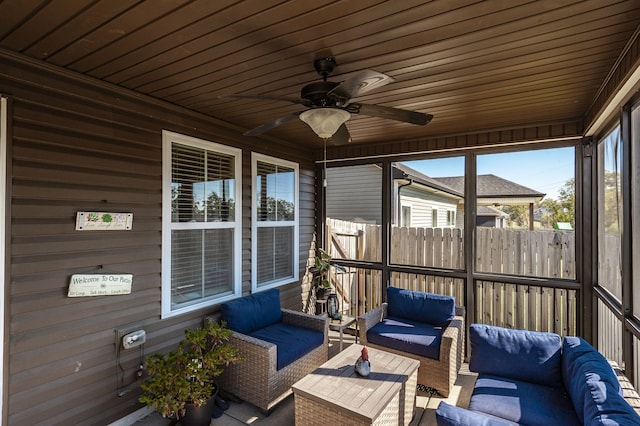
403;146;575;200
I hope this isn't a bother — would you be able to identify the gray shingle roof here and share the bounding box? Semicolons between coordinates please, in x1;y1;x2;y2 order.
394;163;546;199
393;163;462;197
430;174;545;198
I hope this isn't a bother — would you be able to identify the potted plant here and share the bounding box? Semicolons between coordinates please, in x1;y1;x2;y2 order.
309;248;345;300
139;321;243;426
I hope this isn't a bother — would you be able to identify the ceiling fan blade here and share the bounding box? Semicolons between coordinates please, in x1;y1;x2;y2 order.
352;103;433;126
328;70;394;103
329;124;351;145
243;111;301;136
220;93;309;106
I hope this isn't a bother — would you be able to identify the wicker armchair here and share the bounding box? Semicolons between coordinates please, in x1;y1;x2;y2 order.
217;303;329;414
357;297;465;398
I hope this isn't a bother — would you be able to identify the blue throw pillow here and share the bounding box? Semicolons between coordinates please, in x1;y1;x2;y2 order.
221;288;282;334
386;286;455;326
468;324;562;387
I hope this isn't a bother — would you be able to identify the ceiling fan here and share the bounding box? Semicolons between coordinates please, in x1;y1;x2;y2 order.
222;57;433;145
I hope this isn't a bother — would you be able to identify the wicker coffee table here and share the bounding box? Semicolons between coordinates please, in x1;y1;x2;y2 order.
292;344;419;426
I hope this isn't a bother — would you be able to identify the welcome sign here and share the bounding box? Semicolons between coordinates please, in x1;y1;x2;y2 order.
68;274;133;297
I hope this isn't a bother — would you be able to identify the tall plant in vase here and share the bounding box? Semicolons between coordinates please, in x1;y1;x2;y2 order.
309;248;345;301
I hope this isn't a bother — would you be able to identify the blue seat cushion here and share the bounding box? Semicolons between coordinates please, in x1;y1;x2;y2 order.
562;336;640;424
469;324;562;387
221;288;282;334
366;316;443;360
248;322;324;370
386;286;455;326
435;402;518;426
469;374;580;426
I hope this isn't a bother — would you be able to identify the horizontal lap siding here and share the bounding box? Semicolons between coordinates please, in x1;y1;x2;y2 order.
2;53;316;425
9;93;166;426
326;165;382;224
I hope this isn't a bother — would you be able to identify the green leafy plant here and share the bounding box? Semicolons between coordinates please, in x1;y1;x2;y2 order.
309;248;345;297
139;321;243;419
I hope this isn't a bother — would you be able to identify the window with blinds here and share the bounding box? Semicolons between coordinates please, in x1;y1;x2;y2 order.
162;131;242;317
252;153;299;290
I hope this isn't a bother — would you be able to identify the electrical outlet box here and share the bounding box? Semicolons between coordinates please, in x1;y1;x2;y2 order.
122;330;146;349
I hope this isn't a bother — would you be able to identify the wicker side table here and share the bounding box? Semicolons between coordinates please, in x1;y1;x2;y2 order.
292;344;419;426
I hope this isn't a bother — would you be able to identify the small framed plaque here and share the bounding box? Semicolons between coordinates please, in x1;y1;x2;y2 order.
76;212;133;231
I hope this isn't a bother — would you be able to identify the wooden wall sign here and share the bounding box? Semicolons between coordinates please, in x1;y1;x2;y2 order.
75;212;133;231
68;274;133;297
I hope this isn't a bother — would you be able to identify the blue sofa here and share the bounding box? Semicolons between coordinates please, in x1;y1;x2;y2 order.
358;286;465;397
216;288;328;413
436;324;640;425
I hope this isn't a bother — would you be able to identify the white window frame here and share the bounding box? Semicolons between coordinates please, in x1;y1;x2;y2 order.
401;204;412;227
447;209;456;227
432;208;438;227
161;130;242;318
251;153;299;292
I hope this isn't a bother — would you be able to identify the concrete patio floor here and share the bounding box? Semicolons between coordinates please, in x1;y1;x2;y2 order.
133;329;476;426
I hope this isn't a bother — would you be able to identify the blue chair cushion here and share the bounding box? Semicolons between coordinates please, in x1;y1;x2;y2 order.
469;324;562;387
468;374;580;425
249;322;324;370
435;402;518;426
221;288;282;334
562;336;640;424
366;316;444;360
386;286;455;326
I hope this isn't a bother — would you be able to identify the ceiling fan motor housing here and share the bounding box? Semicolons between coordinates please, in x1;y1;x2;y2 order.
313;57;337;77
300;81;340;107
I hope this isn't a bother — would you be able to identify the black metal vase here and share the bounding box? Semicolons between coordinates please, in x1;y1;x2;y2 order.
179;385;219;426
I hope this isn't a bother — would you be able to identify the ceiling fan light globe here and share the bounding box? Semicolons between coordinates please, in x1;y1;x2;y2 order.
299;108;350;139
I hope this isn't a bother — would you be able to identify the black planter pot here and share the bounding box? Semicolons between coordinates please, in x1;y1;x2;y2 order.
179;386;219;426
315;287;329;300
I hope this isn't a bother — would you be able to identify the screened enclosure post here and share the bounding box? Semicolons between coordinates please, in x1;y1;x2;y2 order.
621;104;634;381
381;160;392;300
464;152;477;358
580;138;594;344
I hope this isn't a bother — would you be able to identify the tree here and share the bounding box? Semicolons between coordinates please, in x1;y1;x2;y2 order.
538;178;575;229
501;205;529;228
602;171;621;234
502;178;576;230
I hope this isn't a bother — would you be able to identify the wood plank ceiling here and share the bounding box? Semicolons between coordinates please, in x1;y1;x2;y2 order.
1;1;639;149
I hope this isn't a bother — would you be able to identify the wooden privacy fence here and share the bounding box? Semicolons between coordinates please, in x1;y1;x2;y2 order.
329;267;577;336
391;226;464;269
476;281;577;336
328;218;576;279
476;227;576;279
326;218;579;336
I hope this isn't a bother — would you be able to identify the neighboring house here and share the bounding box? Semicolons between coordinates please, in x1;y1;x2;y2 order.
327;163;545;229
477;205;510;228
392;163;461;228
433;174;546;230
